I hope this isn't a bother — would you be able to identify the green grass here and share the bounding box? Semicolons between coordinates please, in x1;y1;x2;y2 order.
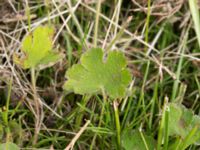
0;0;200;149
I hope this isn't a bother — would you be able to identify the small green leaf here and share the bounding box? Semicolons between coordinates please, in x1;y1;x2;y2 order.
0;142;20;150
191;116;200;145
168;103;193;137
63;48;131;98
13;26;63;69
168;103;200;146
168;103;186;136
122;130;155;150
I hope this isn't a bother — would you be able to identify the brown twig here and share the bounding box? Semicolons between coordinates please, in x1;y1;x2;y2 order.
65;120;90;150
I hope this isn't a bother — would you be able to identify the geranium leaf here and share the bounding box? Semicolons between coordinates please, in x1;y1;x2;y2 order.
122;130;156;150
63;48;131;98
13;26;63;69
168;103;200;146
0;142;20;150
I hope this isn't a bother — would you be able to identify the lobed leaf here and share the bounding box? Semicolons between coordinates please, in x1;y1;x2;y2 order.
122;130;155;150
63;48;131;98
0;142;20;150
13;26;64;69
168;103;200;145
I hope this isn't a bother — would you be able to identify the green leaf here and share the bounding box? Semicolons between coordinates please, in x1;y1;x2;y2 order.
63;48;131;98
0;142;20;150
122;130;155;150
168;103;193;137
168;103;200;146
13;26;64;69
168;103;186;137
190;115;200;145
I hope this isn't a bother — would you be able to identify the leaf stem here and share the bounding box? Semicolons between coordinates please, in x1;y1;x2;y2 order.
90;89;106;150
3;79;12;126
25;2;31;32
4;79;12;142
113;100;121;150
31;67;40;145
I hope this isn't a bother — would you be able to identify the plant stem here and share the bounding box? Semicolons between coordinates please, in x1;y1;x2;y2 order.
133;60;150;123
188;0;200;47
139;130;150;150
75;95;91;128
3;79;12;126
106;16;132;52
94;0;102;47
171;23;190;102
157;97;168;150
145;0;151;52
4;79;12;142
163;106;169;150
113;100;121;150
90;90;106;150
149;77;158;129
31;67;40;145
66;0;84;40
25;2;31;32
